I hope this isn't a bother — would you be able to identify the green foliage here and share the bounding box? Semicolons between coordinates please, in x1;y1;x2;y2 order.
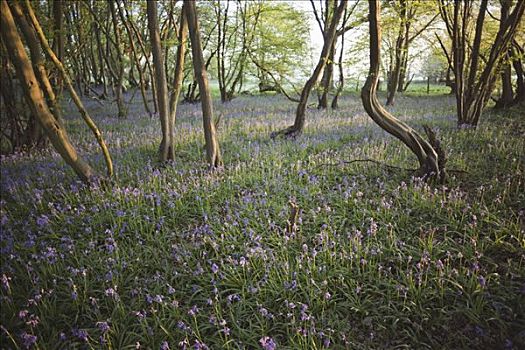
247;2;311;85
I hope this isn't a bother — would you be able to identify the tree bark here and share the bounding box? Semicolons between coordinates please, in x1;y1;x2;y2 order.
1;0;95;182
386;0;407;106
169;10;188;126
109;0;127;118
147;0;173;162
9;1;63;127
362;0;443;182
511;41;525;105
52;0;64;94
23;0;113;177
185;0;222;168
116;1;152;116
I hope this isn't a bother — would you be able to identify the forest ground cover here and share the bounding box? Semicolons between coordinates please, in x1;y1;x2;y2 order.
1;91;524;349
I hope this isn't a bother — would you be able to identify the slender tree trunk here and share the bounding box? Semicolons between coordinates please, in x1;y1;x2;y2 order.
117;1;152;116
147;1;173;162
52;0;64;94
386;0;407;106
185;0;222;168
495;52;514;109
169;11;188;125
361;0;444;182
318;41;335;109
124;4;158;114
1;0;95;182
511;42;525;105
272;0;347;138
109;0;127;118
495;3;513;109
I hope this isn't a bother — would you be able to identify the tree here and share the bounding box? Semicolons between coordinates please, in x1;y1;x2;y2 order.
247;2;310;99
185;0;222;168
272;0;347;139
213;0;262;103
439;0;525;127
361;0;445;182
1;0;96;182
147;0;174;162
311;0;363;109
384;0;438;106
109;0;127;118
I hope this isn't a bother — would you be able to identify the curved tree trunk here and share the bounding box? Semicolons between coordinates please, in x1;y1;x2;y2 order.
362;0;444;182
1;0;95;182
272;0;347;139
184;0;222;168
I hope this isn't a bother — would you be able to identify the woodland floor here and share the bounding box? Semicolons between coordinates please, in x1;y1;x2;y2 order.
1;90;524;349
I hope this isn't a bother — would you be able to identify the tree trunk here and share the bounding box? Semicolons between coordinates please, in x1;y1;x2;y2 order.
23;0;113;177
511;41;525;105
272;0;347;138
169;10;188;126
9;2;63;127
109;0;127;118
318;40;335;109
184;0;222;168
361;0;444;182
52;0;64;94
386;0;407;106
495;52;514;109
147;1;173;162
331;19;346;109
1;0;95;182
442;0;524;127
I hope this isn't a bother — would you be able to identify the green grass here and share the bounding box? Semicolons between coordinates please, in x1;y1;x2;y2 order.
1;92;524;349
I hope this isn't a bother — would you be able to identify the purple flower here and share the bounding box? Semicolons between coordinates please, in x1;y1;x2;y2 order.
221;327;231;336
167;285;175;294
188;304;199;316
226;293;241;304
105;287;119;299
105;237;116;253
259;336;277;350
36;215;49;227
72;328;89;342
1;274;11;290
211;263;219;274
478;276;486;288
160;340;170;350
97;321;110;333
20;332;37;348
193;340;209;349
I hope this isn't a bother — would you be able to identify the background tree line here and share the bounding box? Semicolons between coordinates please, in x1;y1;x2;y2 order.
1;0;523;183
